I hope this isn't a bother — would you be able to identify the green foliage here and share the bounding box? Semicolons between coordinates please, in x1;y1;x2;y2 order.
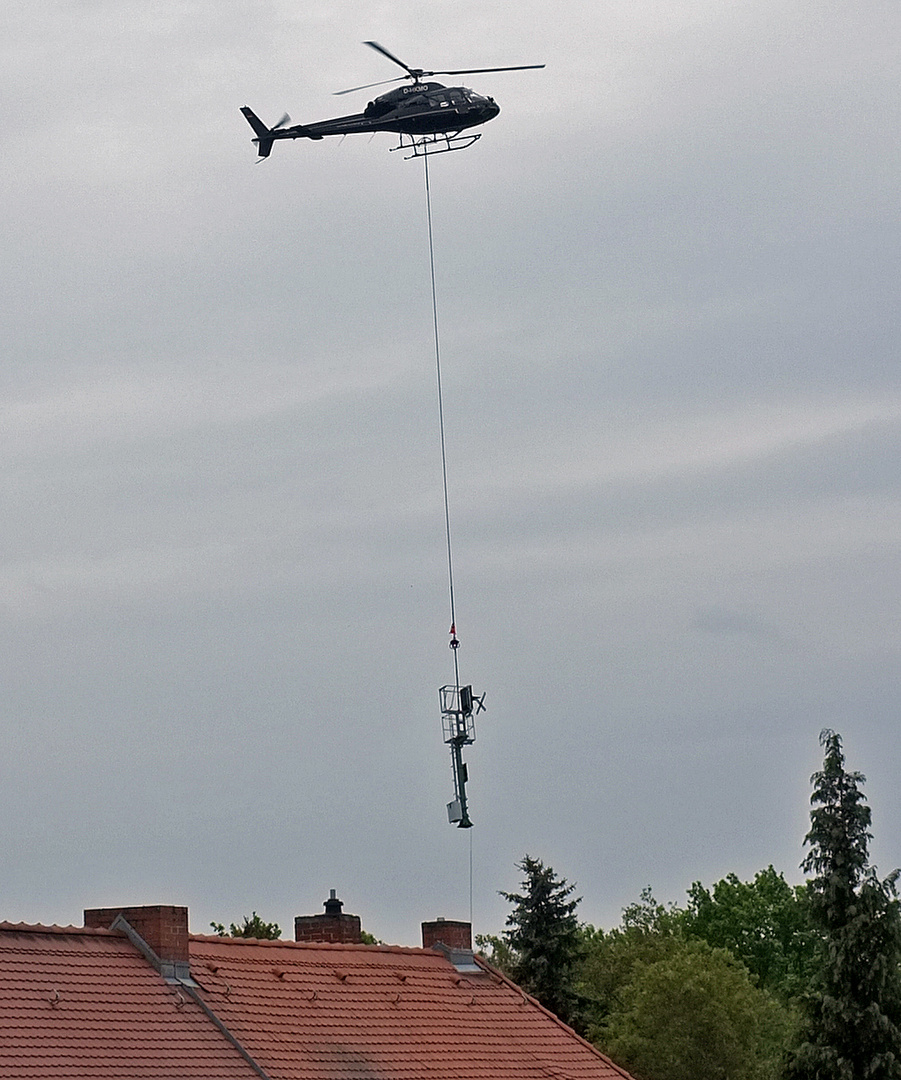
803;730;873;925
682;867;817;999
210;911;282;939
500;855;584;1027
474;932;516;973
787;730;901;1080
579;886;798;1080
621;886;684;936
491;732;901;1080
599;937;791;1080
579;888;685;1025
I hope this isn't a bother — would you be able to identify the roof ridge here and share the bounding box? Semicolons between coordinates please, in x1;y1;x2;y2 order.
190;935;429;954
0;921;121;936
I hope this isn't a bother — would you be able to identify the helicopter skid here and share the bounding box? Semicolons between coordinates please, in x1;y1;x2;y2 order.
391;131;482;158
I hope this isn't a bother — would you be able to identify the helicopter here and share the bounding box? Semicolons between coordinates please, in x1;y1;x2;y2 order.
241;41;544;158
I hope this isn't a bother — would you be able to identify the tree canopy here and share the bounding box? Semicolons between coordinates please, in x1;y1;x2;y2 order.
598;936;790;1080
578;887;685;1026
210;912;282;939
483;731;901;1080
787;730;901;1080
499;855;583;1028
682;866;816;1000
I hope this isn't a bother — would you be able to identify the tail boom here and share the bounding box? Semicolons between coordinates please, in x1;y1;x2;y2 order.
240;106;323;156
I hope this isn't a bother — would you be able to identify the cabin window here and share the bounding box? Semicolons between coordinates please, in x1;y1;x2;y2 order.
364;99;394;119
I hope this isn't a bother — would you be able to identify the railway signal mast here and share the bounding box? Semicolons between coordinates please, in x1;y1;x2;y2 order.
440;680;485;828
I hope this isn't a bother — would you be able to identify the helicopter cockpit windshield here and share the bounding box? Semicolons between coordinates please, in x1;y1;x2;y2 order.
364;97;395;118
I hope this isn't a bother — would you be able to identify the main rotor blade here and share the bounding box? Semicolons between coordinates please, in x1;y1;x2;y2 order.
427;64;546;76
334;76;403;96
363;40;421;79
349;41;545;94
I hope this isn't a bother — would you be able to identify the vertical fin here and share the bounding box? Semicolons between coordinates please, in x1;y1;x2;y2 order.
240;107;275;157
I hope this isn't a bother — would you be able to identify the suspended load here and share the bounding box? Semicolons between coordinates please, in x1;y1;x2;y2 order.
439;682;485;828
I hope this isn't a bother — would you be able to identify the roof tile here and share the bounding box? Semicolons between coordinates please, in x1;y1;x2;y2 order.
0;928;261;1079
187;936;632;1080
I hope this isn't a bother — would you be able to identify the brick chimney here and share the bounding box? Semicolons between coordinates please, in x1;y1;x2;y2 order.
421;917;472;951
294;890;362;944
84;904;190;979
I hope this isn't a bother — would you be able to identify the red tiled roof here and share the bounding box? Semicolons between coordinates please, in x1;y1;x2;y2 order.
0;921;635;1080
187;935;632;1080
0;924;261;1079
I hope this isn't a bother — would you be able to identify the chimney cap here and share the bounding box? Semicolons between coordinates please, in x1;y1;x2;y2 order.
323;890;343;917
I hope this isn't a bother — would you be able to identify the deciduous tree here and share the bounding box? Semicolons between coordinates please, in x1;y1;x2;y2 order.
599;937;790;1080
579;888;684;1026
682;867;816;1000
210;912;282;939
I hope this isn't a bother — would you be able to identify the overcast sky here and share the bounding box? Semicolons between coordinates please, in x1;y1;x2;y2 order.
2;0;900;945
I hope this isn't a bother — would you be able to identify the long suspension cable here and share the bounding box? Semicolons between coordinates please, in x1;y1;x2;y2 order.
424;151;477;926
424;153;460;689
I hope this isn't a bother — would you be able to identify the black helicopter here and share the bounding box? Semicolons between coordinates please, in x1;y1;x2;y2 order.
241;41;544;158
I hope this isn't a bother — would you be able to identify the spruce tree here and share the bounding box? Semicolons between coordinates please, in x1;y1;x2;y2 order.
787;730;901;1080
501;855;583;1027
